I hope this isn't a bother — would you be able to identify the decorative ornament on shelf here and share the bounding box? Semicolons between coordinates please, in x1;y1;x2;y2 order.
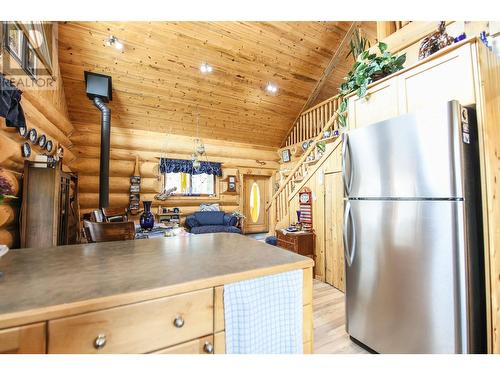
418;21;455;61
155;186;177;201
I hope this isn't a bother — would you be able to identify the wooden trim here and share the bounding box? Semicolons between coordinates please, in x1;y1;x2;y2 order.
471;41;500;353
214;286;224;333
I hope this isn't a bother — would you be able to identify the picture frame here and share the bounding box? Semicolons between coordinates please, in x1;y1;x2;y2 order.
281;149;291;163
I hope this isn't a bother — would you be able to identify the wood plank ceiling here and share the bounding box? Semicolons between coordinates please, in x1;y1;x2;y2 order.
58;22;355;148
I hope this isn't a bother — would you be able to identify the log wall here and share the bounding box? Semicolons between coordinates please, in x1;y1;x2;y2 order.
69;125;279;221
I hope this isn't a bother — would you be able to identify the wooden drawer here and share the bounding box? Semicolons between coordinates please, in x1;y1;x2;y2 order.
48;288;214;353
277;239;297;252
0;322;46;354
152;335;214;354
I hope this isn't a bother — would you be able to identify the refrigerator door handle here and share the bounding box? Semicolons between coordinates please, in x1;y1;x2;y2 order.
342;133;353;195
343;201;356;267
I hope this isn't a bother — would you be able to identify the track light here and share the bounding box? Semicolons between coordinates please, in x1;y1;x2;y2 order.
265;82;278;94
200;62;213;74
106;36;124;51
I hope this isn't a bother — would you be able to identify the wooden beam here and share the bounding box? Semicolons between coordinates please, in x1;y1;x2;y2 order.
376;21;397;40
280;22;359;147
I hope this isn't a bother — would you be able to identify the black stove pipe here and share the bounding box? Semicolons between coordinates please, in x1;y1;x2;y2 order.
93;97;111;209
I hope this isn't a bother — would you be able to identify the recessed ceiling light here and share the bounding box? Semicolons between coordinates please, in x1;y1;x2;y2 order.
200;62;213;74
106;36;124;51
265;82;278;94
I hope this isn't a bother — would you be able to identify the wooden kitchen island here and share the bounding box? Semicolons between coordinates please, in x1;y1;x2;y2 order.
0;233;314;354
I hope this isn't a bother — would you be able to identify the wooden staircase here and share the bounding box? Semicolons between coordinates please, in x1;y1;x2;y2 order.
267;96;342;230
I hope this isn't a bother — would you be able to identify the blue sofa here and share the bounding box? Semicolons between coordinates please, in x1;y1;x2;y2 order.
185;211;242;234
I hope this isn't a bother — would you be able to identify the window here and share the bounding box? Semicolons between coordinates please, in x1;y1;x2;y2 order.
164;172;216;196
2;22;53;79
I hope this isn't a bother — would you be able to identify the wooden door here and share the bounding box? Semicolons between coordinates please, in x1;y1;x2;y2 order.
324;173;345;292
242;175;269;234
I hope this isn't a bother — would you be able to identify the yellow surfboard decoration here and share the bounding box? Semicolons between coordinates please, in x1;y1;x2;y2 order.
249;182;260;223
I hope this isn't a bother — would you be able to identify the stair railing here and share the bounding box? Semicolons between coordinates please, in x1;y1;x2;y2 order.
267;109;341;224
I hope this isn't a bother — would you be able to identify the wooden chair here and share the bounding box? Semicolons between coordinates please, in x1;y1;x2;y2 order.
102;207;129;222
83;220;136;243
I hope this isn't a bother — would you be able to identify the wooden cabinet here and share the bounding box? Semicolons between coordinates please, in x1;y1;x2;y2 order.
48;288;214;354
324;173;345;292
347;42;475;130
347;77;399;129
398;43;475;113
152;335;214;354
20;161;79;248
0;322;46;354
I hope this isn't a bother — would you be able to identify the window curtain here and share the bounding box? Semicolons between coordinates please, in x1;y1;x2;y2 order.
159;158;222;176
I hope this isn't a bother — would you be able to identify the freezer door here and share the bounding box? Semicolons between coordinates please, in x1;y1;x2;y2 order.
344;100;464;199
344;200;468;353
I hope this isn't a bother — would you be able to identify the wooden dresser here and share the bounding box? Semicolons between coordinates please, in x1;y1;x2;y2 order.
276;230;316;275
0;234;314;354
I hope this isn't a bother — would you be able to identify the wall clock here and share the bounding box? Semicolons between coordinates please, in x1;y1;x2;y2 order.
28;128;38;144
21;142;31;158
18;126;28;138
38;134;47;148
299;192;310;204
45;140;53;153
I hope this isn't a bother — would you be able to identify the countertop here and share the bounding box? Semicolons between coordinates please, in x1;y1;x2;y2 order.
0;233;313;328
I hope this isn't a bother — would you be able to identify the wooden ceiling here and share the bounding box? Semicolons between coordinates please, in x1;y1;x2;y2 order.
58;22;366;148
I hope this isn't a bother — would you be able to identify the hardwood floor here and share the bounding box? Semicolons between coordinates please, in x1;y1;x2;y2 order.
312;280;368;354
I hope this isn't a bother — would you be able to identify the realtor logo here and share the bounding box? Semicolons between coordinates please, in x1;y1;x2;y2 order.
1;21;57;91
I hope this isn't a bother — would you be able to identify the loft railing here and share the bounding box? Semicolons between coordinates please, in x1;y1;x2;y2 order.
281;96;341;147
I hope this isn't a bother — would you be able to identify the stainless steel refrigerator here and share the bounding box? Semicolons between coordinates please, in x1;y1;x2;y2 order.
342;100;486;354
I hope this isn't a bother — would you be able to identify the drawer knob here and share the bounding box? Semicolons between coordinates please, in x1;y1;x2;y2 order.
203;341;214;354
173;316;185;328
94;334;107;350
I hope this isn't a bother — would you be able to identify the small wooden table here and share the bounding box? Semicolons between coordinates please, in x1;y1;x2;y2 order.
276;230;315;259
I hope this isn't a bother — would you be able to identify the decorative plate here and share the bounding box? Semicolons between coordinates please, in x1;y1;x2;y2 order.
45;140;53;153
38;134;47;148
18;126;28;138
21;142;31;158
28;128;38;144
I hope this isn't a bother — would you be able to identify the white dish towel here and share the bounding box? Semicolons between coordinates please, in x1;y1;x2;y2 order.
223;269;303;354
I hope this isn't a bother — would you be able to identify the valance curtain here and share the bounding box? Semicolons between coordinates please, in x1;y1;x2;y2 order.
159;158;222;176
